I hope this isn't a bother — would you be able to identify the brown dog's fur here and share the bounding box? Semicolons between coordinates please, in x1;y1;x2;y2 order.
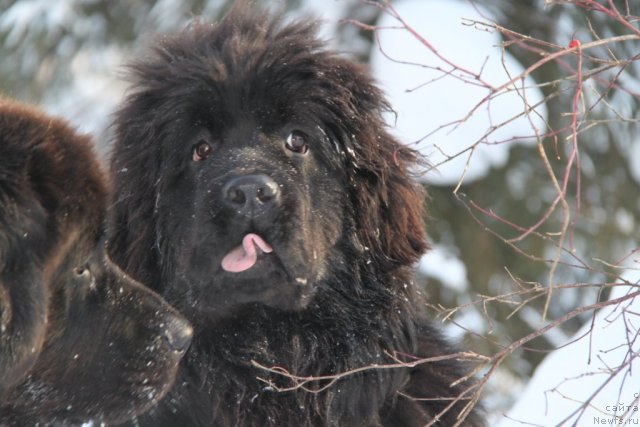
0;99;192;424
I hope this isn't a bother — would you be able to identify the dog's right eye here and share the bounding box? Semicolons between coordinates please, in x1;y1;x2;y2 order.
285;130;309;154
192;140;213;162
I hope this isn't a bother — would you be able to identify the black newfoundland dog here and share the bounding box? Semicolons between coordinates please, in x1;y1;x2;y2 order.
0;100;192;425
108;4;483;426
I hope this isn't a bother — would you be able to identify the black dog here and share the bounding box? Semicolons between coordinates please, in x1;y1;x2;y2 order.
0;99;192;425
108;4;483;426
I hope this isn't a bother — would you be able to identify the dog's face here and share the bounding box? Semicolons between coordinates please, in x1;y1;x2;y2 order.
110;13;428;323
22;236;192;423
31;171;192;424
153;101;348;317
0;101;192;424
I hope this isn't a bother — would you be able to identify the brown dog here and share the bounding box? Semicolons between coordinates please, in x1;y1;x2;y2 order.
0;99;192;424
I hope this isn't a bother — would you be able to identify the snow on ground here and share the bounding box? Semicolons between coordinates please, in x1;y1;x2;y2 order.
497;268;640;426
370;0;547;186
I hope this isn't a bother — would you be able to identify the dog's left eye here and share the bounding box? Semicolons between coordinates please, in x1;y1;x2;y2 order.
74;265;97;292
285;130;308;154
74;266;90;278
192;140;213;162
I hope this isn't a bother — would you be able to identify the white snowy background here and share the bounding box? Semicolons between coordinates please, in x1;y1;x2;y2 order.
369;1;639;424
2;0;639;424
499;269;640;426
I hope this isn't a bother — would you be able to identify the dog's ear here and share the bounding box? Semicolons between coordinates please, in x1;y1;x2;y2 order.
332;60;429;268
351;130;429;269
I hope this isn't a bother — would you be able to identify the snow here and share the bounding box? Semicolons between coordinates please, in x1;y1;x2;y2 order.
0;0;73;48
370;3;639;421
43;47;127;157
418;244;468;292
3;0;636;424
370;0;548;186
497;269;640;426
299;0;348;45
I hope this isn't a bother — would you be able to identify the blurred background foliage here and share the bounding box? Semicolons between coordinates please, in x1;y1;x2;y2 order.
1;0;638;418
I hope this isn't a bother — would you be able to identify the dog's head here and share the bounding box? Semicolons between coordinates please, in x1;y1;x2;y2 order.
0;101;192;424
109;5;428;321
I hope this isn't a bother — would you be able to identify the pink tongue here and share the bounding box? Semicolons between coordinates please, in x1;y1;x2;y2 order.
221;233;273;273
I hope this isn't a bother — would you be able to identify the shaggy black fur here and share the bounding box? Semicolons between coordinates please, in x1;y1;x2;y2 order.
108;4;483;426
0;99;192;425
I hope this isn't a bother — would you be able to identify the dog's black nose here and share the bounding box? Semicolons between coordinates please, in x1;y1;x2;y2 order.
223;174;280;217
161;317;193;353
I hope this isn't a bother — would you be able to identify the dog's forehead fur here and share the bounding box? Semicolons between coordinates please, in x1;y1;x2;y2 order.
126;7;388;157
